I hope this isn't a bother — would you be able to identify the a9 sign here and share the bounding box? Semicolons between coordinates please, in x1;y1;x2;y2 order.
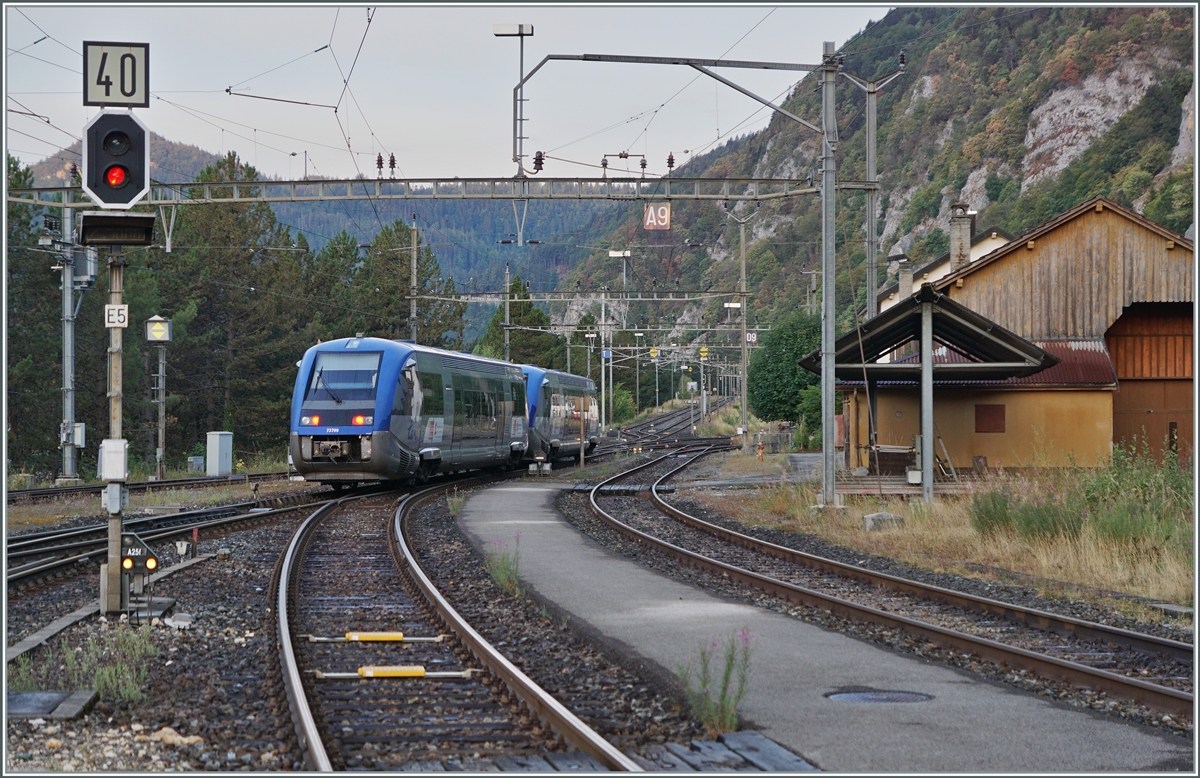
644;202;671;231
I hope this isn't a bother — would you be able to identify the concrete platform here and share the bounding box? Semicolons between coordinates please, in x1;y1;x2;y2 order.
457;483;1193;772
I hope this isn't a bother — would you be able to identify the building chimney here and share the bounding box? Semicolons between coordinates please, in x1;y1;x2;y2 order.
950;202;971;271
896;254;913;298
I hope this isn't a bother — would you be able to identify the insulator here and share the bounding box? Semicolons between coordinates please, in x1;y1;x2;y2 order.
899;50;906;66
667;153;675;170
388;153;396;170
375;153;383;176
601;158;608;169
640;158;647;171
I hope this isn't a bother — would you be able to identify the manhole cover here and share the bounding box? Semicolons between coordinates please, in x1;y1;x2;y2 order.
826;690;932;703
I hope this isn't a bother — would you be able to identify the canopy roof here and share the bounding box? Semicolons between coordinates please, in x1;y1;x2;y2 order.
798;284;1060;381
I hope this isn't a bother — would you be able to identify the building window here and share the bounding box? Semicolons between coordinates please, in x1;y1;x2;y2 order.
975;404;1005;433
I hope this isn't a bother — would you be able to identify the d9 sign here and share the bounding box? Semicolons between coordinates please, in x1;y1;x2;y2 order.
644;202;671;230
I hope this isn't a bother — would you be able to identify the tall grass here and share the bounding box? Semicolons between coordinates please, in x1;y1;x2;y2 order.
969;442;1193;553
699;444;1194;605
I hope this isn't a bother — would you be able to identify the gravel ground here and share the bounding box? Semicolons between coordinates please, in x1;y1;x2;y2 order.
6;518;303;772
555;489;1195;739
5;486;706;772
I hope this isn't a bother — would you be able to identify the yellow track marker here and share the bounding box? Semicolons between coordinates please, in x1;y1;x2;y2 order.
306;632;445;643
313;666;475;680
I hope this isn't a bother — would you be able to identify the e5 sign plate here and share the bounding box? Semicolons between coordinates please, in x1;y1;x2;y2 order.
84;41;149;108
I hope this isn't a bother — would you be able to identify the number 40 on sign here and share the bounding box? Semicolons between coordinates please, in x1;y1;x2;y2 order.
644;202;671;231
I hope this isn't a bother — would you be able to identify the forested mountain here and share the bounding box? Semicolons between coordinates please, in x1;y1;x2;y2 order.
7;7;1193;476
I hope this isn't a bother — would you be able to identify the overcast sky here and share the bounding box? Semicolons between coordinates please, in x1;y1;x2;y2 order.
6;4;889;182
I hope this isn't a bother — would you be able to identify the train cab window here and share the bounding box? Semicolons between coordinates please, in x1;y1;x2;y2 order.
395;365;418;418
305;352;381;402
417;371;444;415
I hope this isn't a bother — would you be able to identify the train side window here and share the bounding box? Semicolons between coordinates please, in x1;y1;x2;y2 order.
418;371;444;415
513;382;527;419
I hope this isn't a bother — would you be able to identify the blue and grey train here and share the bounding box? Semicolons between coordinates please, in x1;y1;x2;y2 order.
290;337;530;483
519;365;599;462
289;337;599;484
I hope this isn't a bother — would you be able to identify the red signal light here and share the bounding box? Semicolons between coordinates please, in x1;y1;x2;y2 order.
105;165;129;188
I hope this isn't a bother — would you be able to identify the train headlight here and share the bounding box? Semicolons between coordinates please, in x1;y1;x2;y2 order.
301;415;320;426
360;435;372;460
351;415;373;425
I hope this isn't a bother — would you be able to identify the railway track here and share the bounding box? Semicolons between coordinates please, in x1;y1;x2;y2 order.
7;488;330;591
588;448;1194;721
272;482;640;771
7;471;292;505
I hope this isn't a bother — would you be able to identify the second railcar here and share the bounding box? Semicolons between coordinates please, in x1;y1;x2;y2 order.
290;337;528;483
519;365;599;462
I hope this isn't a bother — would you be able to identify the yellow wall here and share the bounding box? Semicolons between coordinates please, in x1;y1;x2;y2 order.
845;388;1113;469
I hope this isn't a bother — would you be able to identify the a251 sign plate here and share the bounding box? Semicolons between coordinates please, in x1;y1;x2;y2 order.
84;41;149;108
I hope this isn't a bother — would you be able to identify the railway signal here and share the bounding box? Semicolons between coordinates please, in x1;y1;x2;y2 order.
120;532;159;574
82;110;150;209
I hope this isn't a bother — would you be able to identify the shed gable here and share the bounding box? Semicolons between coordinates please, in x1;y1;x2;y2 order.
937;197;1193;339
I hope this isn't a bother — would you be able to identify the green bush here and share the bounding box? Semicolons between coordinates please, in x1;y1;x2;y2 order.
1013;499;1083;540
968;490;1012;535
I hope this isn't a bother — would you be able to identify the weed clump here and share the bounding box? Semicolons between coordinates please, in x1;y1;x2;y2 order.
677;627;754;737
484;532;523;595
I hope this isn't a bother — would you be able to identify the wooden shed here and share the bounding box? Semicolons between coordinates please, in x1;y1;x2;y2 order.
932;196;1193;461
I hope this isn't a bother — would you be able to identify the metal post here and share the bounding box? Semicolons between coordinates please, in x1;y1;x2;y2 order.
59;204;78;482
820;41;839;508
634;333;641;413
840;60;903;320
600;293;606;431
700;360;707;416
728;211;755;447
566;337;571;374
921;299;934;503
504;262;511;362
655;358;659;408
410;213;418;342
156;344;166;480
104;249;125;613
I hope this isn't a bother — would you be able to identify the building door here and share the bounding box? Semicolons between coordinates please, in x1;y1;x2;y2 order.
1106;302;1193;461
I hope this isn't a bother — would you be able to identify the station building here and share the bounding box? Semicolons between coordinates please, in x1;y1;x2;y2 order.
835;195;1193;472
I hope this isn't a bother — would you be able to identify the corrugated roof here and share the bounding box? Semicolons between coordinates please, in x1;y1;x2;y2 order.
838;339;1117;389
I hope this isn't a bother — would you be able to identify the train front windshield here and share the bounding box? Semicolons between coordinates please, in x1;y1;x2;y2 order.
304;352;382;402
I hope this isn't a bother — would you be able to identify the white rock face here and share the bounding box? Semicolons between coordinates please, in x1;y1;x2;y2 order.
904;75;935;117
1022;59;1157;191
1168;81;1194;172
959;166;993;212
